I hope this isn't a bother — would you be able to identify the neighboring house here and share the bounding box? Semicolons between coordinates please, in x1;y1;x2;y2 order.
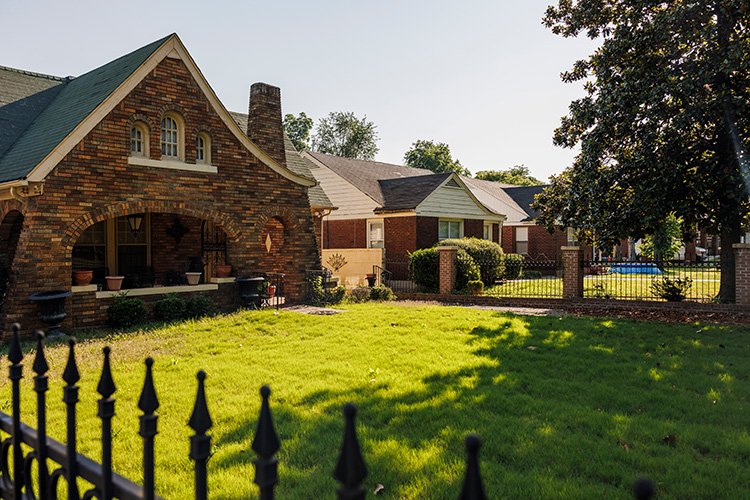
301;151;506;260
463;181;571;260
0;33;321;335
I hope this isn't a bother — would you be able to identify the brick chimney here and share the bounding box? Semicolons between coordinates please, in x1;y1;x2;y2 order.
247;82;286;167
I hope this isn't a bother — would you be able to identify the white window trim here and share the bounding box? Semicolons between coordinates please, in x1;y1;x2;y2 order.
129;122;149;158
367;219;384;249
438;218;463;241
196;132;211;165
161;113;185;161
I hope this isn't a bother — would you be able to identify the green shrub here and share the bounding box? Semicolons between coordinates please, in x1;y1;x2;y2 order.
306;275;326;305
466;280;484;296
521;270;542;279
503;253;525;280
324;285;347;305
369;285;396;301
408;248;440;292
107;292;148;329
436;238;505;286
455;248;481;291
347;287;371;303
651;276;692;302
152;293;187;322
185;295;217;318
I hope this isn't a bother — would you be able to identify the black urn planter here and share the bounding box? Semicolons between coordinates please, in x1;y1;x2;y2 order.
29;290;73;337
236;277;264;309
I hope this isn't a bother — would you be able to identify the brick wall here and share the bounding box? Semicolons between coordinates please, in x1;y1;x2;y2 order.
735;244;750;307
416;216;438;251
464;219;483;239
0;57;319;337
324;219;367;249
385;216;417;259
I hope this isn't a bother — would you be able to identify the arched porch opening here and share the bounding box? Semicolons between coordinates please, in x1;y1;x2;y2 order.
71;212;232;288
0;210;24;306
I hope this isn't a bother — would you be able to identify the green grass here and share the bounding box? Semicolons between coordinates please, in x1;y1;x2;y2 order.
3;303;750;499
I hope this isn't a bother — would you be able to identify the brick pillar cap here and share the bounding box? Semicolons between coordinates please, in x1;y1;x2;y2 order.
733;243;750;249
561;246;581;251
435;246;459;251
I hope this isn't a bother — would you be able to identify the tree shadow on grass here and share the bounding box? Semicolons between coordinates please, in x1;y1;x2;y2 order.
204;313;750;499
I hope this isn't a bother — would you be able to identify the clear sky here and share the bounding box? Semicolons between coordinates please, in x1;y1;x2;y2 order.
2;0;599;182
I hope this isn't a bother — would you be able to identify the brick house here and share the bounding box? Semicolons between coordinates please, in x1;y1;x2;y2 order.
301;152;506;262
0;33;322;336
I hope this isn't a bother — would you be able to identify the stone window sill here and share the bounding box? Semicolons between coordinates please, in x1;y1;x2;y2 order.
128;156;217;173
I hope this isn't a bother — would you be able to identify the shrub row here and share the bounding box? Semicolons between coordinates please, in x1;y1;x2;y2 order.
107;292;217;328
346;285;397;303
407;238;525;293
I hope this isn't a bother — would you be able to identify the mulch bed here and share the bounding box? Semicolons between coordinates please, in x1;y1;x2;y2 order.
562;306;750;326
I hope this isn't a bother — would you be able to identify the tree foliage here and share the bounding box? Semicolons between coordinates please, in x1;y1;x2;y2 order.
312;112;379;160
475;165;543;186
534;0;750;301
283;112;314;152
639;214;684;260
403;140;469;176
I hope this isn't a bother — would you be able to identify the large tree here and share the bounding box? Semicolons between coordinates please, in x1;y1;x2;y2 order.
312;112;379;160
475;165;543;186
534;0;750;301
283;112;313;152
403;140;469;175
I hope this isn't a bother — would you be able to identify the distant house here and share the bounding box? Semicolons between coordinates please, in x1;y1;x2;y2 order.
301;151;506;259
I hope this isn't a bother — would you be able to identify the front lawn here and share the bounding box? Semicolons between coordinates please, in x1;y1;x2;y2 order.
3;303;749;499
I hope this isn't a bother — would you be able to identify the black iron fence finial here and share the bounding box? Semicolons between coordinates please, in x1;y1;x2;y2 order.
333;402;368;500
139;358;159;500
189;371;212;500
252;385;280;500
458;434;486;500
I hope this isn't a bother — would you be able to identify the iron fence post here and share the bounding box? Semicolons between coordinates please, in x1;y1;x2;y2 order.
63;338;81;500
9;324;24;500
458;434;485;500
252;386;280;500
31;331;50;500
188;371;212;500
139;358;159;500
97;347;116;500
333;403;367;500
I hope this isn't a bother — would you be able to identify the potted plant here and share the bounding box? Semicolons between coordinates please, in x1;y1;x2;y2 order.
185;272;202;285
215;265;232;278
105;276;125;291
72;270;93;286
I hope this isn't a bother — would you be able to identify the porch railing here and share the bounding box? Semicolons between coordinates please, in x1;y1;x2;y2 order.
1;324;655;500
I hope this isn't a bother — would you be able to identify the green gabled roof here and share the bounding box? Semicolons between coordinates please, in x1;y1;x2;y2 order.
0;34;171;183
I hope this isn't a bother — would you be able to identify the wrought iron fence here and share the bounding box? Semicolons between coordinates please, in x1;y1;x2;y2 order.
0;325;656;500
475;257;564;299
382;258;419;293
582;259;723;302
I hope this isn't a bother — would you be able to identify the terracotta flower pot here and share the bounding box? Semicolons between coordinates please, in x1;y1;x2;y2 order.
215;265;232;278
185;272;202;285
105;276;125;291
72;270;93;286
266;285;276;296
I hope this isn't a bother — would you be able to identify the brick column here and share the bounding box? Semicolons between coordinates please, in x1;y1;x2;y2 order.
734;244;750;306
562;246;583;299
437;246;458;294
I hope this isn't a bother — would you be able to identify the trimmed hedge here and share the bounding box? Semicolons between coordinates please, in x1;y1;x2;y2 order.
435;238;505;286
408;248;440;292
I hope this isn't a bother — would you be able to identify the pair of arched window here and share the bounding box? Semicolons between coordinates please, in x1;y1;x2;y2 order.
129;113;211;164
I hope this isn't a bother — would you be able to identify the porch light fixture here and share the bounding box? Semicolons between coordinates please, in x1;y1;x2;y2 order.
127;214;144;236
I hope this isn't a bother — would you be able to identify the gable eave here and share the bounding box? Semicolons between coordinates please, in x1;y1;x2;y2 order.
22;34;314;188
414;172;506;221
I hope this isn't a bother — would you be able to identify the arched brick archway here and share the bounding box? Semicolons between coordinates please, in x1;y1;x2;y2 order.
61;201;242;251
